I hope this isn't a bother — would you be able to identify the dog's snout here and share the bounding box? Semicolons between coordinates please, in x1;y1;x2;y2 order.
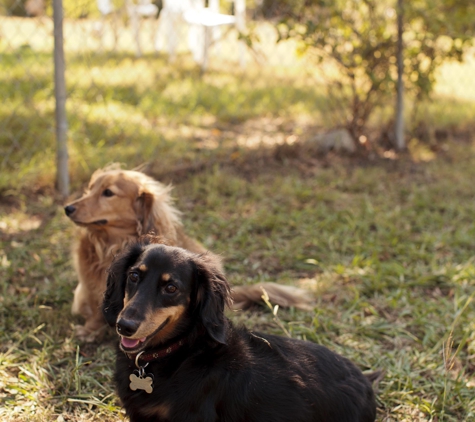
64;205;76;217
116;318;140;337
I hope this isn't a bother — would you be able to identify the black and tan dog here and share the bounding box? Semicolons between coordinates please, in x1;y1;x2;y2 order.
103;237;378;422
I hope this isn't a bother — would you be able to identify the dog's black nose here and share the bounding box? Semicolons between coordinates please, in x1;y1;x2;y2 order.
64;205;76;216
116;319;140;337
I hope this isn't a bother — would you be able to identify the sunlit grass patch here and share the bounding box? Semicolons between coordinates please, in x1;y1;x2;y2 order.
0;46;331;192
414;96;475;133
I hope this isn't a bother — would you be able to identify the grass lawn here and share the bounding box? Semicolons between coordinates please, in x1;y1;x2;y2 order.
1;15;475;422
1;143;475;421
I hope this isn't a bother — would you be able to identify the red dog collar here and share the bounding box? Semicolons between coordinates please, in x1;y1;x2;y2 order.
126;338;186;363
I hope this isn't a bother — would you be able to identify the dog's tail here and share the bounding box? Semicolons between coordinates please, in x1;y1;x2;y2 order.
231;282;314;311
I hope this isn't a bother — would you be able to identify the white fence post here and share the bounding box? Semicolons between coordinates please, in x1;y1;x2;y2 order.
395;0;405;151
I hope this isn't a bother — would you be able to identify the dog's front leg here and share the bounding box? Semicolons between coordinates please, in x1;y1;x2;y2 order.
74;316;107;343
72;283;107;342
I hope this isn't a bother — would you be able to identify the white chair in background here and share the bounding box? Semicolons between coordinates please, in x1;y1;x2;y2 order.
96;0;114;15
96;0;159;56
156;0;246;71
155;0;195;62
95;0;120;50
125;0;159;57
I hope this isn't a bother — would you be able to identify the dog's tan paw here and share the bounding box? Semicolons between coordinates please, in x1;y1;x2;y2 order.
74;324;105;343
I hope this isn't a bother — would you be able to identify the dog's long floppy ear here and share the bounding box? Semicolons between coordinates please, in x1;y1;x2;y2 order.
102;242;145;327
193;253;232;344
134;175;182;241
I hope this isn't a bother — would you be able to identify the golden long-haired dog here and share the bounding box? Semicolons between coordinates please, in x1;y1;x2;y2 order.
65;165;313;342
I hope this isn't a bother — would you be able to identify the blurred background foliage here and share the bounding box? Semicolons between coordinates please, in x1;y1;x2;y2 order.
274;0;475;140
1;0;475;193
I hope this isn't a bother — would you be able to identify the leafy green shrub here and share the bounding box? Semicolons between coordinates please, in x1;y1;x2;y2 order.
276;0;475;146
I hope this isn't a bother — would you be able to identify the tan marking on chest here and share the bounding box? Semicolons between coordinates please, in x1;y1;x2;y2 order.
142;403;171;419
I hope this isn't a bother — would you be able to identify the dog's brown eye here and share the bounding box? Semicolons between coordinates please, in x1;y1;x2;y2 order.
128;272;139;283
103;188;114;197
165;284;177;294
